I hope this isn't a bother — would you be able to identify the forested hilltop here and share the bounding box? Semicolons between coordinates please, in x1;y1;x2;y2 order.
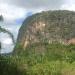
15;10;75;51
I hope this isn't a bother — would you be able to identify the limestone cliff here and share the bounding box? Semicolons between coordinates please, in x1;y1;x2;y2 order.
16;10;75;49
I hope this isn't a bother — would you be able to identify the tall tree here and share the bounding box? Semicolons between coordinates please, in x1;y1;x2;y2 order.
0;26;15;44
0;15;15;52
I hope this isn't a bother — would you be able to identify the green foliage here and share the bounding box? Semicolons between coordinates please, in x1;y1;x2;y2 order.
1;43;75;75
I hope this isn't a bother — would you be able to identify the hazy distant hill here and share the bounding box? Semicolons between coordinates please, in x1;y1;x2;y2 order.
16;10;75;50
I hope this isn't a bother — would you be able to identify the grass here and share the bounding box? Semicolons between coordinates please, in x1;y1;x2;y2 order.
1;43;75;75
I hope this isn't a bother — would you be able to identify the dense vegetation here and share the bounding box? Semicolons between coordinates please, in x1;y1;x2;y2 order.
1;43;75;75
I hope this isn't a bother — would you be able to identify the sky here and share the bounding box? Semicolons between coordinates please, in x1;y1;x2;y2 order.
0;0;75;53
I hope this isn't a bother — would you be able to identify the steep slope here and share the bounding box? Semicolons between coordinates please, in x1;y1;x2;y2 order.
16;10;75;49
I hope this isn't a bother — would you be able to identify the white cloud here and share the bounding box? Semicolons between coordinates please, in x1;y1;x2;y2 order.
0;27;16;53
61;0;75;11
0;0;75;23
0;33;14;53
0;33;13;44
0;3;26;21
2;38;12;44
0;0;65;9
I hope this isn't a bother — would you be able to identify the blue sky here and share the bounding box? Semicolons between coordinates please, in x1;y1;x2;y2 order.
0;0;75;53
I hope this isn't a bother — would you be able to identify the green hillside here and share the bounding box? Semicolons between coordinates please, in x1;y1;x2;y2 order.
1;43;75;75
1;10;75;75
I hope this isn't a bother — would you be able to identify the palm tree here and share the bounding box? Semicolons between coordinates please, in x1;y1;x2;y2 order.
0;26;15;54
0;26;15;44
0;42;1;50
0;15;15;53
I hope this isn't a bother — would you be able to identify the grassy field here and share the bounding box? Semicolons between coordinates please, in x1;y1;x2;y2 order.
1;43;75;75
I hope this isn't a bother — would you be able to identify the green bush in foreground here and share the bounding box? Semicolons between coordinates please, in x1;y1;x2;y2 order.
1;43;75;75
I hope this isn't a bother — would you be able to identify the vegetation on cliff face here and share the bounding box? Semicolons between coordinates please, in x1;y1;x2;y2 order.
16;10;75;50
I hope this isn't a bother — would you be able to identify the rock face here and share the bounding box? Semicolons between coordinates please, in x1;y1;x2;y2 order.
16;10;75;49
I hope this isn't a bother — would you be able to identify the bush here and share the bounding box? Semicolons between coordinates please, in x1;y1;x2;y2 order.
1;43;75;75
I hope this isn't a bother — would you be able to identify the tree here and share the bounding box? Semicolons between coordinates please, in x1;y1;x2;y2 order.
0;15;3;21
0;26;15;44
0;42;1;54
